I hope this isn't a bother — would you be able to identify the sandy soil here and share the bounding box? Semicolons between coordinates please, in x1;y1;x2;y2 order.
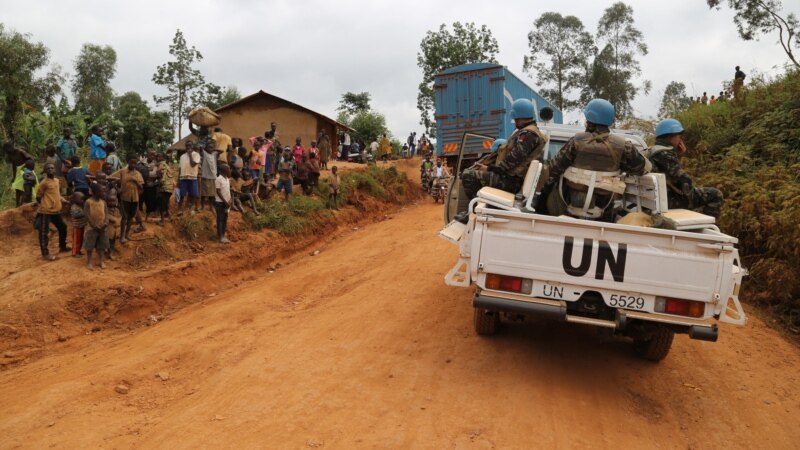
1;165;799;448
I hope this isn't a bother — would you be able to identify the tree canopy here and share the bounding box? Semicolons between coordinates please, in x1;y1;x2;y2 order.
337;92;372;115
152;29;207;140
416;22;499;134
658;81;692;119
707;0;799;68
72;43;117;121
0;24;63;142
523;12;594;112
581;2;650;119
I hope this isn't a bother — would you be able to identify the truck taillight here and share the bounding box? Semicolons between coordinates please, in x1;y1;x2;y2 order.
655;297;705;318
485;274;532;294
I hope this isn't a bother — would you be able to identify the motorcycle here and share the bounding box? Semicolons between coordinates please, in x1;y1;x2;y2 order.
430;175;449;203
421;169;433;193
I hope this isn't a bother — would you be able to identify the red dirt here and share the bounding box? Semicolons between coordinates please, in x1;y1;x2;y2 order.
0;159;798;448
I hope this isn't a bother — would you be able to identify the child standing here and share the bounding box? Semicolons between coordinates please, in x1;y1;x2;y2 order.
308;152;320;192
67;156;90;197
157;152;175;224
276;149;295;201
83;183;109;269
69;192;87;257
327;166;340;209
22;159;38;204
35;163;69;260
214;164;232;244
106;194;122;260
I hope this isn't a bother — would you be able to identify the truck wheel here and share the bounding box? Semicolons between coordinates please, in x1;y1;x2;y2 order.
474;308;499;336
633;326;674;361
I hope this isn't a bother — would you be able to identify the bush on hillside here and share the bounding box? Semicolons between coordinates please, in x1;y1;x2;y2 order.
677;71;800;327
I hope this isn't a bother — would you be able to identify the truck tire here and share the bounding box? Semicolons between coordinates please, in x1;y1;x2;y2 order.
474;308;499;336
634;326;674;361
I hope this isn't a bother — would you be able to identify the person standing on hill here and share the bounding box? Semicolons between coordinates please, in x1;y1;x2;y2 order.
35;163;69;260
55;127;77;178
212;127;232;166
179;142;201;215
408;132;417;156
648;119;723;218
379;134;392;163
700;92;708;105
733;65;746;101
88;125;110;175
83;183;109;269
115;156;145;243
199;143;219;212
214;164;232;244
318;130;331;170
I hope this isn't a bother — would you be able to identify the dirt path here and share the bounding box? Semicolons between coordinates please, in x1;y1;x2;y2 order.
1;201;798;449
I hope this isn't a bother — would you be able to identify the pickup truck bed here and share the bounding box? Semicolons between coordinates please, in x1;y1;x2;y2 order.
440;174;747;361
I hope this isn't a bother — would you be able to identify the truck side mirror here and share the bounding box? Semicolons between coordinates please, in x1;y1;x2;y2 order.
540;107;554;122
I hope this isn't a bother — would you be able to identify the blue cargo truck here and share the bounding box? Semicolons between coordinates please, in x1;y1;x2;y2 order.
433;63;562;166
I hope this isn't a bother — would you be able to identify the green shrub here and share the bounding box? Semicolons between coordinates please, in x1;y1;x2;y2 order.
677;70;800;327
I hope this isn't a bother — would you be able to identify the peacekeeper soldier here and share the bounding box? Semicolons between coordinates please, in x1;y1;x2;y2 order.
545;99;649;221
648;118;723;218
454;99;546;223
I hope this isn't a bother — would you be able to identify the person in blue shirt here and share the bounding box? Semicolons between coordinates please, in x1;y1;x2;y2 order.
88;125;109;175
67;155;90;197
55;127;77;174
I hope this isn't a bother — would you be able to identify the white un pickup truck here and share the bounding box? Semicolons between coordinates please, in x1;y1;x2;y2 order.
440;130;747;361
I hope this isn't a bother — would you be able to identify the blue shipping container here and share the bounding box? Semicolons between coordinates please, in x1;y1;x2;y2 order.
433;63;563;158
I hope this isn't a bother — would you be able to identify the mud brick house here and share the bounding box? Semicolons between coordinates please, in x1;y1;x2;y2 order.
169;90;351;152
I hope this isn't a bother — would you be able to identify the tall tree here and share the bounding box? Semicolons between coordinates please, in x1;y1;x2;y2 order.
337;91;372;115
523;13;595;112
72;43;117;121
417;22;499;134
112;92;173;157
0;24;63;143
658;81;692;119
707;0;799;68
191;84;241;110
583;2;650;119
152;29;206;140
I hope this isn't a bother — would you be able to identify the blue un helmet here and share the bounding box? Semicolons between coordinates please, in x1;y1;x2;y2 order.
490;139;506;152
510;99;535;120
655;118;685;137
583;99;615;126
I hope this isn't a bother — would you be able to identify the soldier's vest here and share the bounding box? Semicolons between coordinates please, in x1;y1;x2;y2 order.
496;123;546;178
560;132;627;220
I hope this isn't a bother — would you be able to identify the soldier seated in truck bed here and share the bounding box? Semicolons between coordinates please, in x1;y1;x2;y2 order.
544;99;649;222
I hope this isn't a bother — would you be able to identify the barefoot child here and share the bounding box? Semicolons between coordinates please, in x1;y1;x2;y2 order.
327;165;340;209
69;192;87;257
83;183;109;269
35;163;69;261
214;164;232;244
106;195;121;260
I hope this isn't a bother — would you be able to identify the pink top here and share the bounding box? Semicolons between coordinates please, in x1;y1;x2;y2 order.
259;141;272;166
292;145;305;164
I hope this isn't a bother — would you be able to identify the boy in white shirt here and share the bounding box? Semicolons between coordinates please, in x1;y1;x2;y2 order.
214;164;232;243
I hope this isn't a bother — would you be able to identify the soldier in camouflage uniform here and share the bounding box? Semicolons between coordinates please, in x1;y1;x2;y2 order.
545;99;649;221
454;99;546;223
649;119;723;218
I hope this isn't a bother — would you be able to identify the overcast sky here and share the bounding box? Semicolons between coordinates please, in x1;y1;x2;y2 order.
4;0;798;139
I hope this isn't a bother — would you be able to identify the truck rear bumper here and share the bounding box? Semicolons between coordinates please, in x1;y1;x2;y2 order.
473;293;718;342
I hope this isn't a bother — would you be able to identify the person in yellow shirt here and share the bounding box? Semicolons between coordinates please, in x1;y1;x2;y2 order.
213;127;232;165
35;163;69;260
378;134;392;163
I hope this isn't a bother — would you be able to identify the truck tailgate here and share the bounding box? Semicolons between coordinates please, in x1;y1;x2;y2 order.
472;209;739;303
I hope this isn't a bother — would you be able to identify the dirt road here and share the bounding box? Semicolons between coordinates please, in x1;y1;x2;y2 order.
1;201;799;449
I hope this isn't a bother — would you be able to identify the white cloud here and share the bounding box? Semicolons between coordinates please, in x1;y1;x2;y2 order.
3;0;797;139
